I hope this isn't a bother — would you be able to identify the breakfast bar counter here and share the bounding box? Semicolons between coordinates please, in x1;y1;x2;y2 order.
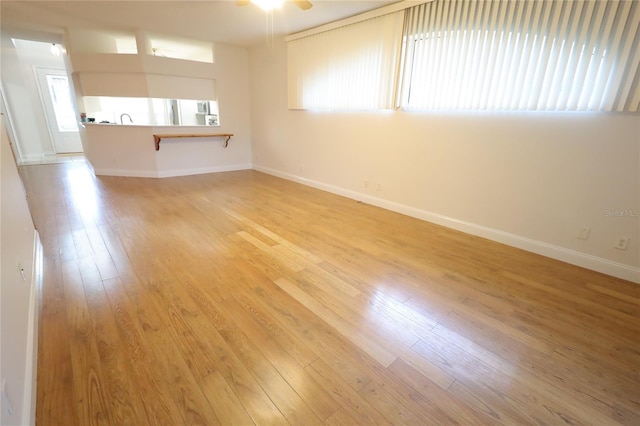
82;123;248;178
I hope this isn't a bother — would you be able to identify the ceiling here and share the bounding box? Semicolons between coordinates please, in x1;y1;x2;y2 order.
1;1;400;47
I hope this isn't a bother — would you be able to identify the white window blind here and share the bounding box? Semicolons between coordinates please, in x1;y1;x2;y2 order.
287;11;404;110
399;0;640;111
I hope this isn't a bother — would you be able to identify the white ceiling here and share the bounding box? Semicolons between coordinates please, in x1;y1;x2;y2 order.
1;1;399;47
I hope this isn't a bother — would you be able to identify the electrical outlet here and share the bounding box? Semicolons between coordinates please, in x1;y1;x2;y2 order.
577;227;591;240
615;236;630;250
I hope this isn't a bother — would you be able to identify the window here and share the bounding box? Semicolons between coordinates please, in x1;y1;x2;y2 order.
399;0;640;111
286;0;640;112
287;11;404;110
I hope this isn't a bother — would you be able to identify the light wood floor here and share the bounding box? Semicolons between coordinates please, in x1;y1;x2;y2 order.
21;161;639;425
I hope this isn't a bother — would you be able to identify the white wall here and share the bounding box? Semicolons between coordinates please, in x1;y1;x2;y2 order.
212;43;252;152
1;117;39;424
249;38;640;282
0;36;67;163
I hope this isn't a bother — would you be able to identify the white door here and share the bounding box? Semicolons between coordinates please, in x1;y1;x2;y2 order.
35;67;83;154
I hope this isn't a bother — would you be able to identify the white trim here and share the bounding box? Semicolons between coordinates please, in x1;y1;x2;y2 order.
92;163;252;178
23;231;42;426
253;165;640;284
155;164;252;178
92;168;159;178
16;153;59;166
84;157;96;176
32;67;59;154
285;0;434;42
0;82;24;162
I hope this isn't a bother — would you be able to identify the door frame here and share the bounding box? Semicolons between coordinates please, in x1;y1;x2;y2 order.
0;81;24;163
33;66;82;154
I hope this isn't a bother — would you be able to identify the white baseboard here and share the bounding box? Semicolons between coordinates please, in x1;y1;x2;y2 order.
92;168;166;178
92;163;252;178
17;154;48;166
156;164;252;178
18;151;58;165
23;231;42;426
253;165;640;284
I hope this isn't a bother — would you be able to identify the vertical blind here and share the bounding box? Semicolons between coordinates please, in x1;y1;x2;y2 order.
287;0;640;112
287;11;404;110
399;0;640;111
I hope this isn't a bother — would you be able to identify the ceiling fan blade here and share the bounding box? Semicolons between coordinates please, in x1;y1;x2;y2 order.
237;0;250;6
292;0;313;10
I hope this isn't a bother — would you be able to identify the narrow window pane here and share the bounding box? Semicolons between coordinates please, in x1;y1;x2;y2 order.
46;75;79;131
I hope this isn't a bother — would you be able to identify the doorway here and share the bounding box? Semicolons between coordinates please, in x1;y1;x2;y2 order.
34;67;83;154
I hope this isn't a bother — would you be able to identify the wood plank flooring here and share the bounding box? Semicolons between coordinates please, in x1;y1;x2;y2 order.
20;161;639;425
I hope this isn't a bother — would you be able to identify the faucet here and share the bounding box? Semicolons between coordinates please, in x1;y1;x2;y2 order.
120;113;133;124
